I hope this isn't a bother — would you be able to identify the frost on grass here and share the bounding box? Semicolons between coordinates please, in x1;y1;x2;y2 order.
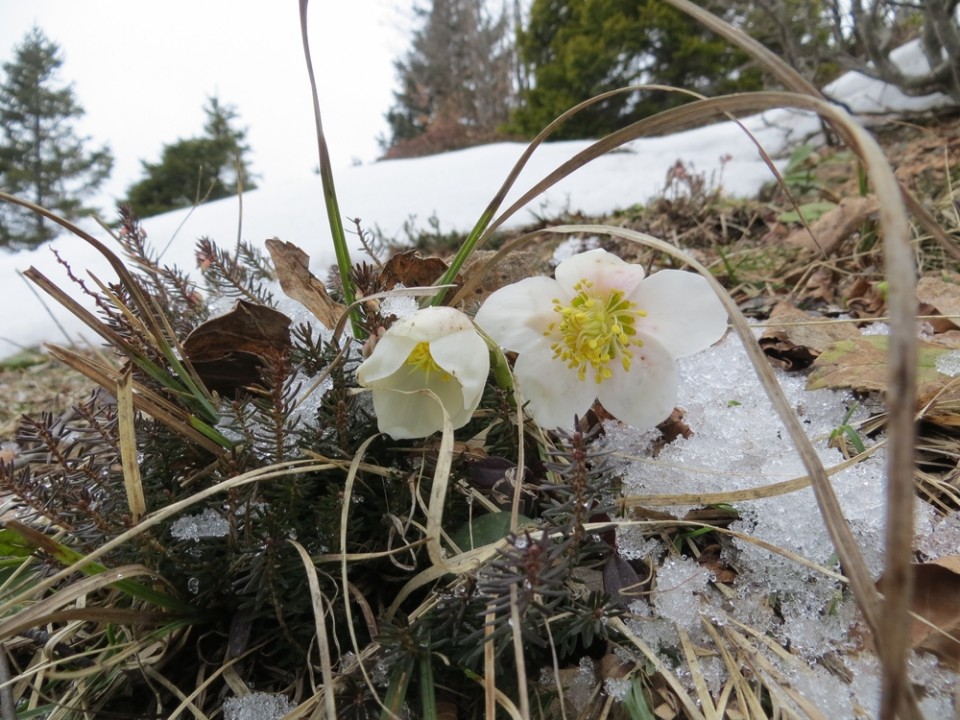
608;329;952;714
222;692;294;720
169;507;229;541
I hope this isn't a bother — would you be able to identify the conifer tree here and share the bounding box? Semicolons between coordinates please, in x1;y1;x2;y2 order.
509;0;764;139
126;96;255;219
383;0;515;158
0;27;113;248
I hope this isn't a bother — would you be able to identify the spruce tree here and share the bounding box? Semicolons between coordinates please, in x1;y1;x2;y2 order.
0;27;113;248
126;96;256;219
383;0;515;158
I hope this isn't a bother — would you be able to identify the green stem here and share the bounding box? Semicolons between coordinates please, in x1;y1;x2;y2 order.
299;0;364;338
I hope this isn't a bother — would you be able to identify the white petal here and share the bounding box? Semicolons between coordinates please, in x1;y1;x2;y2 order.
555;248;646;297
429;327;490;413
631;270;727;358
357;333;418;386
474;276;560;354
391;305;474;342
369;364;469;439
371;386;446;439
597;335;679;429
513;348;597;430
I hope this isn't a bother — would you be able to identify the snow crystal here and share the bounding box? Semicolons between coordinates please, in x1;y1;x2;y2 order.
170;508;229;541
380;285;421;319
222;692;295;720
935;350;960;377
918;511;960;559
654;555;713;629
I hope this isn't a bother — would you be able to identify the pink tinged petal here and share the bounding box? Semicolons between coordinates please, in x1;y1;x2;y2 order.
554;248;646;297
356;334;418;386
631;270;728;358
474;276;562;354
512;347;597;430
429;327;490;412
597;335;679;429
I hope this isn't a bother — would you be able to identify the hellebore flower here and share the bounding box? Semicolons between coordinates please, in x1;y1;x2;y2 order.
357;306;490;439
474;248;727;430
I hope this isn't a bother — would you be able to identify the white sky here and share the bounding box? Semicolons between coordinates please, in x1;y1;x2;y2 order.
0;0;416;210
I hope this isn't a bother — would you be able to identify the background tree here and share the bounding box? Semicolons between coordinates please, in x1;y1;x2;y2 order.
382;0;516;158
126;96;255;218
0;27;113;248
508;0;764;139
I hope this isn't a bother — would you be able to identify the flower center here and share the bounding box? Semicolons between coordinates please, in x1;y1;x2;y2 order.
405;341;451;381
546;279;646;383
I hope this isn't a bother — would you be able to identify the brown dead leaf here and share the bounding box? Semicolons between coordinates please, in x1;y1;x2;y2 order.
844;276;886;318
872;556;960;663
808;335;948;396
265;238;345;329
379;249;453;290
759;302;860;371
785;195;879;255
183;300;292;395
807;335;960;427
918;273;960;333
797;266;836;305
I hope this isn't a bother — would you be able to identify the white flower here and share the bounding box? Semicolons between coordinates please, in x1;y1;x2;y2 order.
357;306;490;439
474;248;727;430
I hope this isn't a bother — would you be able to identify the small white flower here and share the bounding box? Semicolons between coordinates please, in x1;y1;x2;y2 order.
357;306;490;439
474;248;727;430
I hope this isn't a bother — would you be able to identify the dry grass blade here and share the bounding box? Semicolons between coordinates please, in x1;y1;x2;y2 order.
610;617;707;720
117;364;146;522
338;434;388;715
0;192;216;415
289;539;337;720
0;564;168;640
678;627;719;720
663;0;822;98
618;442;884;508
46;345;227;454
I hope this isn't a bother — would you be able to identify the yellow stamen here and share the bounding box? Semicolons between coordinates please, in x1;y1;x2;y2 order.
545;279;646;384
405;341;451;381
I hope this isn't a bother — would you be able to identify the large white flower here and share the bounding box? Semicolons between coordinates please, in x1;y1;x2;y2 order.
474;248;727;430
357;306;490;440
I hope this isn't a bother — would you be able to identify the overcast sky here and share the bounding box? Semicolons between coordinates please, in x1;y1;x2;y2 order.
0;1;416;212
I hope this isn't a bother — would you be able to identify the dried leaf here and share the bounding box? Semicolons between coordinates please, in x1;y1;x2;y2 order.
807;336;947;395
785;195;879;255
265;238;345;329
874;556;960;663
379;249;453;290
917;273;960;333
603;554;643;606
183;300;292;395
844;276;886;318
759;302;860;371
807;335;960;427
